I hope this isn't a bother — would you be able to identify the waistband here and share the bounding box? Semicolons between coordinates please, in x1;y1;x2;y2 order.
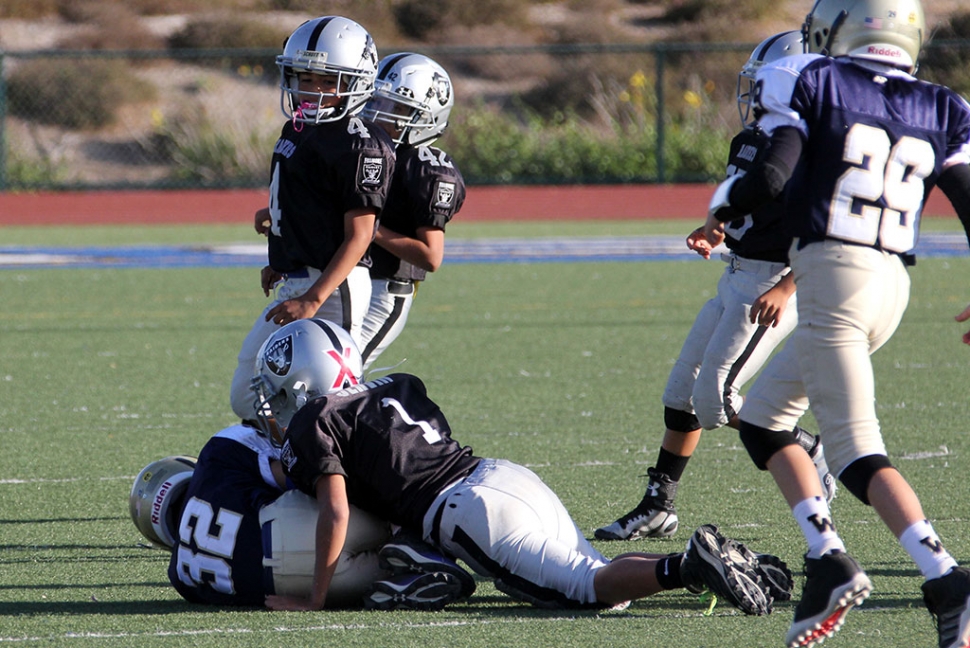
720;253;788;277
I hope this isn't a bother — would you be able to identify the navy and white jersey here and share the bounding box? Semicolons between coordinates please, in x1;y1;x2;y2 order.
755;54;970;254
267;116;396;273
369;145;466;282
281;374;481;531
168;425;282;607
722;127;792;263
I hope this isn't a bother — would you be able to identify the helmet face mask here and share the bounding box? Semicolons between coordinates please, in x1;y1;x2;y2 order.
737;31;804;128
277;16;378;125
802;0;925;73
251;319;362;446
362;53;453;147
129;456;197;549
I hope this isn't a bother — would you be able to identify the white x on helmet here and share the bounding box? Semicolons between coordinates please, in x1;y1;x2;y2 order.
251;319;362;445
802;0;925;73
129;455;197;549
362;53;454;147
737;30;804;128
277;16;379;124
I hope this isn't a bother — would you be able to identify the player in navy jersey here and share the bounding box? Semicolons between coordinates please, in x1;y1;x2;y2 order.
251;319;791;615
129;423;398;607
358;53;466;372
702;1;970;646
229;16;397;421
596;31;835;544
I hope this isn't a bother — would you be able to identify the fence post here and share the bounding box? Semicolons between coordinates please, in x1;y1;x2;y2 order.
654;46;666;184
0;50;6;192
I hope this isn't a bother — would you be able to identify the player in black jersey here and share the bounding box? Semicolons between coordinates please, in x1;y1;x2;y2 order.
703;1;970;646
229;16;397;421
250;319;789;615
358;53;466;372
596;31;834;544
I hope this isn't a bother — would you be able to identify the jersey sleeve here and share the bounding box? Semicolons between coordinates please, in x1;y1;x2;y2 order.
280;405;348;496
943;91;970;168
332;122;396;212
754;54;823;137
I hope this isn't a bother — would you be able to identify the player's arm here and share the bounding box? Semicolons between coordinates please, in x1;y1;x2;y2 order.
374;225;445;272
265;473;349;611
936;161;970;344
704;127;803;239
265;208;376;325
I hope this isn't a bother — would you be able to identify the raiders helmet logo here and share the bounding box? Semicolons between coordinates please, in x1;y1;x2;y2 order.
280;441;298;471
360;157;385;186
432;73;451;107
264;335;293;376
435;181;456;209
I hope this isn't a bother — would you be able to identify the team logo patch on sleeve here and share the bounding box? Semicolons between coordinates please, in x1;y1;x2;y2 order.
359;156;385;187
434;181;456;209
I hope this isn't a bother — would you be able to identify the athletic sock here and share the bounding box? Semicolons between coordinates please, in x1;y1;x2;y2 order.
900;519;958;580
793;496;845;559
655;447;690;482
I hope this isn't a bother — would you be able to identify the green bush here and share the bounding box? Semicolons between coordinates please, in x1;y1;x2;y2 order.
6;58;156;130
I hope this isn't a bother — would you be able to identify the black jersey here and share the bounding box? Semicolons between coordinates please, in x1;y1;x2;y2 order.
281;374;481;530
168;426;282;607
722;127;792;263
267;116;396;273
369;145;466;282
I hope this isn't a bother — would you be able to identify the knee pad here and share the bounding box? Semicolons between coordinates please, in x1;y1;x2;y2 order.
738;421;799;470
839;454;893;506
664;407;701;433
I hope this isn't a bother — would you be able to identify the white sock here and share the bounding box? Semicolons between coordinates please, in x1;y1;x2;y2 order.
793;496;845;559
900;519;958;580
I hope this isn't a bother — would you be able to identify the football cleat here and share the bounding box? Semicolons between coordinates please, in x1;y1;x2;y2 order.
756;553;794;602
680;524;773;616
594;467;679;540
379;532;476;599
922;566;970;648
363;572;463;611
786;551;872;648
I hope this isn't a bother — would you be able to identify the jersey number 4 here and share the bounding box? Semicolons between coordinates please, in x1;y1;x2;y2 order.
829;123;934;253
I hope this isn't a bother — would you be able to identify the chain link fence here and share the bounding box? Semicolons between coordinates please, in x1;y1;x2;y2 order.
1;40;969;191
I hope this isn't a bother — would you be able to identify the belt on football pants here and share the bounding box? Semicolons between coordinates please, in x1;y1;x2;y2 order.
282;268;309;279
387;279;414;295
720;253;787;278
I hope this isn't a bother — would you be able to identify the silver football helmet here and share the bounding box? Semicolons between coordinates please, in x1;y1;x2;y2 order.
251;319;362;445
802;0;925;73
129;455;197;549
737;31;804;128
277;16;379;125
362;53;454;148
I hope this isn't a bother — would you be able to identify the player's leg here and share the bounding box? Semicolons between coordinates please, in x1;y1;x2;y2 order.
230;300;284;420
359;278;414;372
259;490;392;608
595;286;726;540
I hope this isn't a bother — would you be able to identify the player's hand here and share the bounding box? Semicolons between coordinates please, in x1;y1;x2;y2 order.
956;303;970;345
261;265;282;297
750;286;787;327
254;207;272;236
265;298;319;326
701;214;726;251
265;594;318;611
686;226;716;259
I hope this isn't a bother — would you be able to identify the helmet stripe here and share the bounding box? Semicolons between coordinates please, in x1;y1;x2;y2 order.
307;16;336;51
377;53;411;80
308;318;344;349
756;32;789;62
